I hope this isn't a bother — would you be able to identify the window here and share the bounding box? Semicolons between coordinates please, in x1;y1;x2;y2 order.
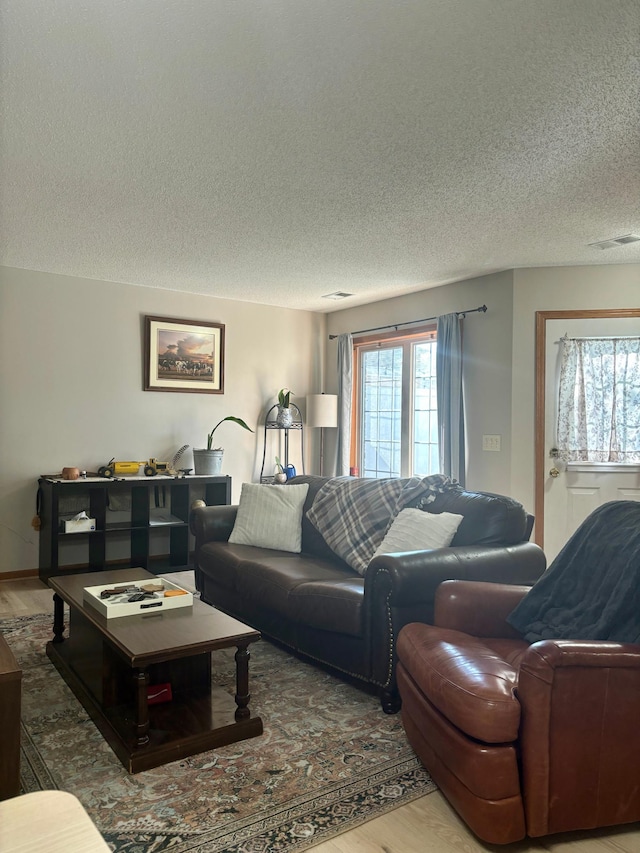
352;327;438;478
557;336;640;463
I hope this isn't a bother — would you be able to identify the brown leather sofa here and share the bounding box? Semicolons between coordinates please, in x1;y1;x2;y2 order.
190;475;546;711
397;580;640;843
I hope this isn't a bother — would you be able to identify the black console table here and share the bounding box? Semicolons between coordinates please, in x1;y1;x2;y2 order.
37;475;231;581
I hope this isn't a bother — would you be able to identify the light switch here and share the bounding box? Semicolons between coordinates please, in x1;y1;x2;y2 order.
482;434;501;452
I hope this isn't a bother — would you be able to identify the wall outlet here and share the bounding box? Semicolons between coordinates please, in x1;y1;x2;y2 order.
482;434;501;452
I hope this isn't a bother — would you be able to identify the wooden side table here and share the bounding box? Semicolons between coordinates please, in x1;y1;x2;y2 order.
0;791;110;852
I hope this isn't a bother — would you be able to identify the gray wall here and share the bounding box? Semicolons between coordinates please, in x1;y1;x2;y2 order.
326;270;516;496
0;267;323;574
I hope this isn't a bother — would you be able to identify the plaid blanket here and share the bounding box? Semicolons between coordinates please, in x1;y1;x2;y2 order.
307;474;458;575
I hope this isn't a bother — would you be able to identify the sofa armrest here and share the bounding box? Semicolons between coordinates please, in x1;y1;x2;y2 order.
367;541;546;608
434;580;531;637
518;639;640;837
365;541;546;692
189;504;238;545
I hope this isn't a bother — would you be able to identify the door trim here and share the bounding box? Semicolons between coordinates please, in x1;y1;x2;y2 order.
534;307;640;550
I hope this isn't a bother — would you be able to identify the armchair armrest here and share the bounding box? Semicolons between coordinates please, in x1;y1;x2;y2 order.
518;639;640;837
434;580;531;637
189;504;238;545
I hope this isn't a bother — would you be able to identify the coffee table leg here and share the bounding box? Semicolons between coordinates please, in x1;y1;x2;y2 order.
133;669;150;746
234;643;251;721
52;593;65;644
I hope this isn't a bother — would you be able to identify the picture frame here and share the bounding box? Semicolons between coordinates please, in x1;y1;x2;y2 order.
144;315;225;394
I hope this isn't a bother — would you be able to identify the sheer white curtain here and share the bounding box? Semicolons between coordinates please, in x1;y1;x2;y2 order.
336;333;353;476
557;336;640;462
436;312;465;485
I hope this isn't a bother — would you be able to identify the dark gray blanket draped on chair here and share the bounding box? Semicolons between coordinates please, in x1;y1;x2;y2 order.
508;501;640;644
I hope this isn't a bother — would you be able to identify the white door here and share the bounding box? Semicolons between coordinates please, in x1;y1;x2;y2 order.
543;317;640;563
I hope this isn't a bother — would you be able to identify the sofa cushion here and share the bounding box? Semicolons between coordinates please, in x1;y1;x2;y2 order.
228;482;309;552
425;489;529;546
373;508;463;557
237;553;358;621
397;622;528;743
197;542;290;593
289;578;364;636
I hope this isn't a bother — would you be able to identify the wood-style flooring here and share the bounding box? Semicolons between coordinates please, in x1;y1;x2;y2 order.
1;573;638;853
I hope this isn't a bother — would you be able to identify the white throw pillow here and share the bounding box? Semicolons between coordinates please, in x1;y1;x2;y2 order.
228;483;310;553
373;508;464;557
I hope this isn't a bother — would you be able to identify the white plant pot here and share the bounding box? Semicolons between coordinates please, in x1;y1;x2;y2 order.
276;406;293;428
193;449;224;475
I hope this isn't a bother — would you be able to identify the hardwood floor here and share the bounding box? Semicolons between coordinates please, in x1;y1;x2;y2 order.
2;573;638;853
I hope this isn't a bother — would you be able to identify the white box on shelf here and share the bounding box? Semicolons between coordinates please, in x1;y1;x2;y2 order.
83;576;193;618
62;517;96;533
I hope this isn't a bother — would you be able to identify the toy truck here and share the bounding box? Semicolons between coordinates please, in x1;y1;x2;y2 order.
98;458;170;478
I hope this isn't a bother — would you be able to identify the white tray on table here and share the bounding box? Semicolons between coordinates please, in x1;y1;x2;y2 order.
83;576;193;618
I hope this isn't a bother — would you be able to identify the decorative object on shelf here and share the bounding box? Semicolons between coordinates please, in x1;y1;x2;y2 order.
193;416;254;475
61;467;81;480
170;444;190;471
192;449;224;475
274;457;287;484
284;464;297;480
63;511;96;533
96;457;176;478
276;388;295;428
144;315;225;394
306;393;338;475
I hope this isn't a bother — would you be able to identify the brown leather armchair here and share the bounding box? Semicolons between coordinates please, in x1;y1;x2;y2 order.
396;580;640;844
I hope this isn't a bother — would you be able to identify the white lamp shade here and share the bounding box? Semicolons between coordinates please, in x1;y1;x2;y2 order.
306;394;338;428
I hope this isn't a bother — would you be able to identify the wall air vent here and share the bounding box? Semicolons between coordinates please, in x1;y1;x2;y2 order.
589;234;640;250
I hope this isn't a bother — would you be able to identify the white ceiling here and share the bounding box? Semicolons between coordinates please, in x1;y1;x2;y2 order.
2;1;639;313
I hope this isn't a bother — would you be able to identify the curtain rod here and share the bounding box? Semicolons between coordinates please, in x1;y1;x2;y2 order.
328;304;487;340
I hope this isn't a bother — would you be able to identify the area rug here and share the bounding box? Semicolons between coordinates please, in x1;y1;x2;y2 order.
3;612;436;852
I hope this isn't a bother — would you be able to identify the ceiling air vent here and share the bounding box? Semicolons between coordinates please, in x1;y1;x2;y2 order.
589;234;640;250
322;291;354;300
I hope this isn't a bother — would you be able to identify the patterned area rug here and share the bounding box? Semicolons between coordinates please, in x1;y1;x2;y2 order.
3;612;435;853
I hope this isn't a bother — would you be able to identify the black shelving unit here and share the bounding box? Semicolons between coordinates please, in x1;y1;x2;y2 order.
37;475;231;581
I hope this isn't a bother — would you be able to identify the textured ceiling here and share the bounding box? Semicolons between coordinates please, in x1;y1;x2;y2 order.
1;1;639;312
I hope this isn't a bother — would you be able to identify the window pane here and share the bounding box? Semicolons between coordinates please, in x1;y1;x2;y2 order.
413;341;438;476
361;347;403;478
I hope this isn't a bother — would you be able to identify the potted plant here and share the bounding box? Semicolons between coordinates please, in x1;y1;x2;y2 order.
276;388;295;428
193;416;254;475
274;456;287;484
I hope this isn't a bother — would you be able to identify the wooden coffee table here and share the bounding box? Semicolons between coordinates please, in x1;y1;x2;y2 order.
46;568;263;773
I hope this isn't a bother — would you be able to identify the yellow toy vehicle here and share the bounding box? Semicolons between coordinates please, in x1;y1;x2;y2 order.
98;458;169;478
144;458;169;476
